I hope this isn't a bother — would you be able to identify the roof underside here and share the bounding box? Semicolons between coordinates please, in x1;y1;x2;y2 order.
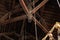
0;0;60;40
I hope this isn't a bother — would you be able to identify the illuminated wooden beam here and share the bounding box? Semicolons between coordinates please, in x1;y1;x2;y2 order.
42;22;60;40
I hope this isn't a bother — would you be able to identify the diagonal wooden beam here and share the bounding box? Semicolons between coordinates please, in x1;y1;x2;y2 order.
0;0;49;33
5;15;26;24
19;0;48;14
19;0;48;23
32;16;48;33
2;34;14;40
4;15;48;33
19;0;29;15
42;22;60;40
19;0;48;33
31;0;48;14
0;4;23;22
0;0;48;23
0;33;14;40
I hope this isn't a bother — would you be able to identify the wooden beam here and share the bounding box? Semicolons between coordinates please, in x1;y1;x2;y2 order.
19;0;29;15
36;13;49;31
19;0;48;14
0;0;49;33
4;15;26;24
2;34;14;40
0;13;8;22
0;4;23;22
19;0;48;33
32;16;48;33
0;0;48;23
4;15;48;33
0;33;14;40
31;0;48;14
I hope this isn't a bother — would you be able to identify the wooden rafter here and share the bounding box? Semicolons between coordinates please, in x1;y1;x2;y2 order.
0;0;49;33
0;4;23;23
19;0;48;33
19;0;48;14
3;14;48;33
